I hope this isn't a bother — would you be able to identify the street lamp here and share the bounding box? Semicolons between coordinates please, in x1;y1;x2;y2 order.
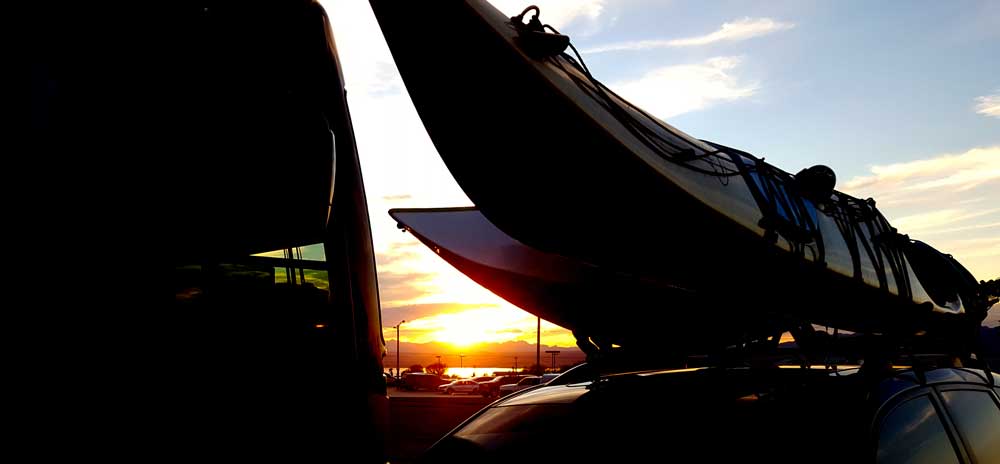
459;354;465;369
393;320;405;380
545;350;561;369
536;317;541;373
514;356;518;372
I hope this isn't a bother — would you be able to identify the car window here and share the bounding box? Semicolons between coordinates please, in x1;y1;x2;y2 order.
939;390;1000;463
877;395;959;464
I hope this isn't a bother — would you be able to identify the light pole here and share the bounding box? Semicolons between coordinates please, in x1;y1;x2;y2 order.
514;356;518;372
393;320;405;380
459;354;465;369
536;317;541;373
545;350;561;369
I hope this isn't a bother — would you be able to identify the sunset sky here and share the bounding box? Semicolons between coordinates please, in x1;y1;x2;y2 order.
320;0;1000;350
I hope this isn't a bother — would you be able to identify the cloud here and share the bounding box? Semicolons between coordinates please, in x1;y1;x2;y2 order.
375;250;421;267
375;237;424;266
585;17;794;53
975;91;1000;118
891;208;1000;235
488;0;605;32
378;271;438;306
842;146;1000;279
611;56;757;118
382;302;499;326
496;328;524;334
843;146;1000;196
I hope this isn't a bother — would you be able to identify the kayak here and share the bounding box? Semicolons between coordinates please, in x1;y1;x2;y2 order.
390;207;850;352
372;0;990;338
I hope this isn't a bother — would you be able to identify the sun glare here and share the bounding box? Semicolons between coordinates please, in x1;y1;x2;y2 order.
403;308;527;347
387;306;580;349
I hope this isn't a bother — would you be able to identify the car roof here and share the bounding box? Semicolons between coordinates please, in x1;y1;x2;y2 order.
494;365;998;407
430;365;876;461
873;367;998;408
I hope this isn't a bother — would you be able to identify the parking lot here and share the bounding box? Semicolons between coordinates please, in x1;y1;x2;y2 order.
388;386;492;462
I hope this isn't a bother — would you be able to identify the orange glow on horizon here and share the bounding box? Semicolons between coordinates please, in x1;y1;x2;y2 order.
383;307;578;348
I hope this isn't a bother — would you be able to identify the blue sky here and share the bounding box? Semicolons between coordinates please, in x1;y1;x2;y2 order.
321;0;1000;339
565;0;1000;175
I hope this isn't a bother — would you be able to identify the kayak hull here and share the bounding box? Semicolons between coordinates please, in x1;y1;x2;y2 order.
391;208;976;352
372;0;988;340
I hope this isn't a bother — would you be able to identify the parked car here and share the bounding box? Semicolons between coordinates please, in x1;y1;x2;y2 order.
438;379;481;395
400;373;447;391
424;365;1000;462
477;375;526;398
498;376;541;396
539;373;561;384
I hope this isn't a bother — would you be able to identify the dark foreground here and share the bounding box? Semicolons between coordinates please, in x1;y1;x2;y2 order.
388;388;491;462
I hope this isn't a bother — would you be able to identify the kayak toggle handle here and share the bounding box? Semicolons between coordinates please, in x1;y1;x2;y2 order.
510;5;570;59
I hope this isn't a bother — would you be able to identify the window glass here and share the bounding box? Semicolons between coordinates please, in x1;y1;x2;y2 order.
254;244;329;290
940;390;1000;463
877;395;958;464
174;243;330;330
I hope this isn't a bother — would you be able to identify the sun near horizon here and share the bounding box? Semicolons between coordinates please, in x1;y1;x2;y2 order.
382;305;578;352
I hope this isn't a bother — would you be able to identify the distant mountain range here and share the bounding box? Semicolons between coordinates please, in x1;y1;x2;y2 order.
385;324;1000;370
387;340;585;369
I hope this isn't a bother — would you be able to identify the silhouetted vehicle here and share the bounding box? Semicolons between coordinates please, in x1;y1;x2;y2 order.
498;376;541;396
539;373;561;383
402;373;447;391
424;365;999;462
438;380;481;395
35;1;386;460
873;367;1000;463
478;376;527;398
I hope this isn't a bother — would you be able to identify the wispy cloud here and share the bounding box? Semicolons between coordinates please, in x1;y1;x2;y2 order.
382;302;499;326
975;91;1000;118
375;250;421;267
611;56;757;118
488;0;605;31
892;208;1000;234
585;17;794;53
843;146;1000;195
842;146;1000;280
378;271;438;306
376;240;426;268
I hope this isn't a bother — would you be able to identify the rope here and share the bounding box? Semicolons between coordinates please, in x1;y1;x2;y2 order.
522;7;924;295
